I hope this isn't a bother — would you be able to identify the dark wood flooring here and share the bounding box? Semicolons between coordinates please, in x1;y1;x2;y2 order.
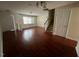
3;27;78;57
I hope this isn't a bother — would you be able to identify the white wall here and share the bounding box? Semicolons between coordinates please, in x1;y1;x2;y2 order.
0;11;14;32
13;14;37;30
37;15;48;28
66;8;79;56
66;8;79;41
13;13;48;30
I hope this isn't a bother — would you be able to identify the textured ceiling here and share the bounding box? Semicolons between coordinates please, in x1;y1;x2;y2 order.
0;1;77;16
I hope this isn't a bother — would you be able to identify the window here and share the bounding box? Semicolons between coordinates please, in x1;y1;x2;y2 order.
23;16;34;24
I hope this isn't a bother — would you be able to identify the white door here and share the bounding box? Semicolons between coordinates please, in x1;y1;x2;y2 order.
54;8;71;37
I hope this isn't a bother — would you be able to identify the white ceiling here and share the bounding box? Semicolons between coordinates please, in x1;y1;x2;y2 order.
0;1;77;16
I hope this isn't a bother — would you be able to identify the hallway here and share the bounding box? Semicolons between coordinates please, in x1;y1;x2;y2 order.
3;27;77;57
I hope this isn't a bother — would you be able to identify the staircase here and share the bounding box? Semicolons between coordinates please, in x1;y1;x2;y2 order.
44;9;55;32
46;23;53;32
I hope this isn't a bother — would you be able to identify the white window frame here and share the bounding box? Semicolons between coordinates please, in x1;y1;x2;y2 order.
23;16;34;24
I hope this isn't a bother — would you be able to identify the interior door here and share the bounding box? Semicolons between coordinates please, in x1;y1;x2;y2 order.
54;8;71;37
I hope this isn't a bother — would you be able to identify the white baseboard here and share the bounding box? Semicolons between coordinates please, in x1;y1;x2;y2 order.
66;36;79;56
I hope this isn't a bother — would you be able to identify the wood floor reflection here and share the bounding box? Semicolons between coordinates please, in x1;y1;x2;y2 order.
3;27;77;57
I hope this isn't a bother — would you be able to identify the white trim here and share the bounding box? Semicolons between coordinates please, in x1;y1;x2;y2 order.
0;25;3;57
76;41;79;56
66;8;72;38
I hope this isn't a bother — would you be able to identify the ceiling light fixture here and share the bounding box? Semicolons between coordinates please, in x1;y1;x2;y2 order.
36;1;49;10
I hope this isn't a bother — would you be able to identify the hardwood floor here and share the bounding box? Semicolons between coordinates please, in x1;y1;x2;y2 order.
3;27;78;57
